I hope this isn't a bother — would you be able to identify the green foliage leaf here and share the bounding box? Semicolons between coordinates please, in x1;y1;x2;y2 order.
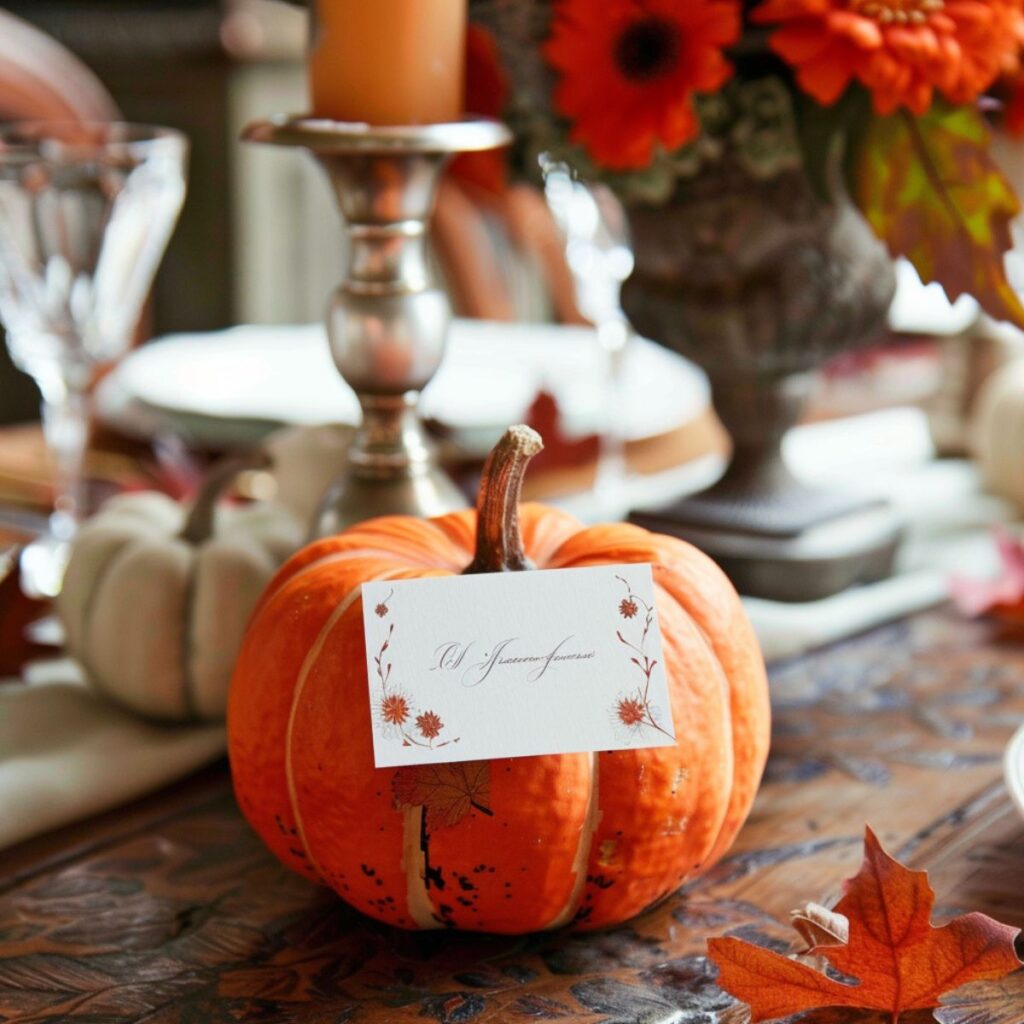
855;103;1024;329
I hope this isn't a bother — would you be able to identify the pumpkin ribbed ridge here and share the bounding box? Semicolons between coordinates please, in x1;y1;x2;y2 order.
283;567;408;884
402;805;440;928
543;751;600;930
252;545;440;620
79;536;149;705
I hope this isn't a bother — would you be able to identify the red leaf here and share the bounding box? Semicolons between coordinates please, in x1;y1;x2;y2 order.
950;529;1024;626
524;392;601;477
708;827;1022;1022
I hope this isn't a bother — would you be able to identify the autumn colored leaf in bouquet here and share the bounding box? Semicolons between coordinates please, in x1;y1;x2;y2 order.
709;827;1022;1023
950;529;1024;629
854;102;1024;330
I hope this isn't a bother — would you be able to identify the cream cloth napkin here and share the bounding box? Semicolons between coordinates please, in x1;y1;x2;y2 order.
0;662;224;852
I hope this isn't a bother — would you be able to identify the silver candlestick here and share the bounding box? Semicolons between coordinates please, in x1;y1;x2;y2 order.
243;115;511;535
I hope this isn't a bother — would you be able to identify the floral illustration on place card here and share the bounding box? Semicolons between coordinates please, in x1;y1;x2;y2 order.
371;589;459;753
361;564;675;768
613;574;674;744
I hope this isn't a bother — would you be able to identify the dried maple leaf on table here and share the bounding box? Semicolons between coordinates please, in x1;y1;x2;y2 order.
855;102;1024;330
708;827;1022;1023
950;530;1024;629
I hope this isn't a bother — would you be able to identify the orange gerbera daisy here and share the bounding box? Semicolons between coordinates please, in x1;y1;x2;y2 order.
754;0;1024;116
544;0;741;171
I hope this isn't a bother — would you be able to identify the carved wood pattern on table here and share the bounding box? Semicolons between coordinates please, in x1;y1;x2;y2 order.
0;610;1022;1023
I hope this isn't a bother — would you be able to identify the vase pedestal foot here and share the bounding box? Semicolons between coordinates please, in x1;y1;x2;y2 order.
630;492;903;603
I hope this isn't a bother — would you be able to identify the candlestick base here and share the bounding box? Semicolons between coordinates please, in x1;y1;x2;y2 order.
243;115;511;535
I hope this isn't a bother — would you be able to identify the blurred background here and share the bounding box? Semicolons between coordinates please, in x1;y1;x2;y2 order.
3;0;1024;593
3;0;1008;429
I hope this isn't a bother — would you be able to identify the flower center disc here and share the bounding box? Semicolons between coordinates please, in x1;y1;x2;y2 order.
847;0;944;24
614;17;682;82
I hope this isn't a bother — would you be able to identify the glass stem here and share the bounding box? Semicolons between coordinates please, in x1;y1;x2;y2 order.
593;320;630;510
39;377;90;542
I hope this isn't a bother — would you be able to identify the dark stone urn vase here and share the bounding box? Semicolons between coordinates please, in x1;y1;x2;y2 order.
623;152;901;601
467;0;902;600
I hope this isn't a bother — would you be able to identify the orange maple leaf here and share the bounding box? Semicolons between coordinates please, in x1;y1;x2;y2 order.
708;827;1022;1023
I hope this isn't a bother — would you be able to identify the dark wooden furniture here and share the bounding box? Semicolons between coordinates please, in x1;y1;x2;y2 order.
1;609;1022;1022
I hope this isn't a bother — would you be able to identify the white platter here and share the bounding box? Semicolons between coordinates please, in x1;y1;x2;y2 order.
97;319;710;450
1006;722;1024;820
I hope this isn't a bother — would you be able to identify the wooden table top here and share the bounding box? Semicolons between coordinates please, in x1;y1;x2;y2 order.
1;609;1022;1023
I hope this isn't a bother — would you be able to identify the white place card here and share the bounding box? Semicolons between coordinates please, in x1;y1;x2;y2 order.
361;564;675;768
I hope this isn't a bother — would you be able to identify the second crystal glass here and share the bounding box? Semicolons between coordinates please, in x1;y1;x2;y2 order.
541;156;634;519
0;121;188;596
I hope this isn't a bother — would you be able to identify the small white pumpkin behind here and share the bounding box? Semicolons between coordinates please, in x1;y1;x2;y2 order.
58;455;303;721
971;358;1024;513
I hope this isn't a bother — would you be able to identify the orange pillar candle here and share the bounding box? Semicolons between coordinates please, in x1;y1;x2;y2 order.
310;0;466;125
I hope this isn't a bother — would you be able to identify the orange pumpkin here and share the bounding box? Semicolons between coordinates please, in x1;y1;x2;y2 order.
229;426;769;933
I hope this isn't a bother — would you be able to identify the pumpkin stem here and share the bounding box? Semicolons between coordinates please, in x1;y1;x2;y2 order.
464;425;543;575
180;449;273;545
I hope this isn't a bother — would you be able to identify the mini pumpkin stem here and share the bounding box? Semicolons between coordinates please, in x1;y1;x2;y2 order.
180;449;273;545
464;425;544;575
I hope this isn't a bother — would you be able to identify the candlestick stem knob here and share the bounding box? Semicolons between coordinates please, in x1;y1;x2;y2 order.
243;116;511;534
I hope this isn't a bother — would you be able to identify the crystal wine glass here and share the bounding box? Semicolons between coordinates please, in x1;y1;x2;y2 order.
541;155;634;518
0;122;187;596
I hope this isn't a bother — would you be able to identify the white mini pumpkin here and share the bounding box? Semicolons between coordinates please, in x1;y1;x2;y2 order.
58;454;303;721
971;358;1024;512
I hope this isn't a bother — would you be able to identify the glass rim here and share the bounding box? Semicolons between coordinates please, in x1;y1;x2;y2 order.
0;120;188;160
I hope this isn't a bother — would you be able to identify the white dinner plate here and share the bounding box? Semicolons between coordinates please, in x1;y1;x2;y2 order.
97;319;710;451
1005;722;1024;820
